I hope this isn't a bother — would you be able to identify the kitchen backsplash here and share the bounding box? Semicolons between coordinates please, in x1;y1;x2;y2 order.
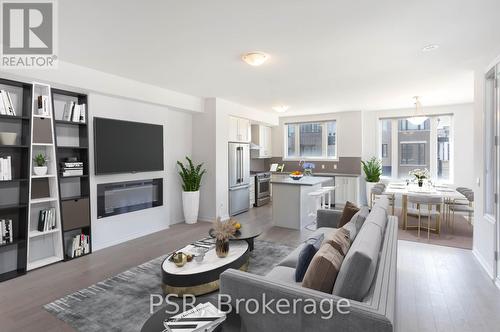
250;157;361;175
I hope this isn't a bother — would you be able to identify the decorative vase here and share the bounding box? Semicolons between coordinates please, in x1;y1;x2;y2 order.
303;169;313;176
418;179;423;187
215;238;229;258
365;181;377;206
33;166;48;176
182;190;200;224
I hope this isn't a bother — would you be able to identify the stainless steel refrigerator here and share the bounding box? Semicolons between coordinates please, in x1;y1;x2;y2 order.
228;142;250;216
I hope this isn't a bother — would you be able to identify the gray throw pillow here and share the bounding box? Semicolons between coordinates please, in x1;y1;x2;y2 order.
342;221;357;241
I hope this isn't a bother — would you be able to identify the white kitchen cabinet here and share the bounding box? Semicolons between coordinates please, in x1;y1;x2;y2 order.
251;124;272;158
229;116;251;142
334;176;360;207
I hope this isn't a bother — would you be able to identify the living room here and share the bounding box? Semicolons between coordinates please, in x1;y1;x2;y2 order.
0;1;499;331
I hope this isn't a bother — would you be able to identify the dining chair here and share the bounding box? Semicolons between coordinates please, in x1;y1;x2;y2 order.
448;190;474;231
406;195;443;239
371;183;395;215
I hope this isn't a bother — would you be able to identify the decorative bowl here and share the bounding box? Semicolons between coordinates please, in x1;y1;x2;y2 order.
0;132;18;145
289;174;303;181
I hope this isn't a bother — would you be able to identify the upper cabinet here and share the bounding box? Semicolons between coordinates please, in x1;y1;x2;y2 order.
251;124;273;158
229;116;251;142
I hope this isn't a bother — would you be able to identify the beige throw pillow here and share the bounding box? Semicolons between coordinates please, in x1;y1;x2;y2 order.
323;228;351;255
302;244;344;293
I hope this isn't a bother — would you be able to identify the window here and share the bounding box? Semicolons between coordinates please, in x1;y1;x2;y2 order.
400;142;426;165
284;121;337;159
381;144;388;158
379;115;453;181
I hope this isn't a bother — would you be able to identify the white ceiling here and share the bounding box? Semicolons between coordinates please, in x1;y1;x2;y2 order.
58;0;500;114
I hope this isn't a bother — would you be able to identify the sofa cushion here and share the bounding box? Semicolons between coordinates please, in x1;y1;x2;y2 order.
332;222;383;301
277;232;326;268
302;244;344;293
338;201;359;227
354;206;370;231
266;266;300;285
342;221;357;242
294;244;318;282
323;228;351;256
364;205;388;235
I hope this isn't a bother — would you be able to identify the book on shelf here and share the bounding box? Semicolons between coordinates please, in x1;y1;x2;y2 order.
0;90;16;116
67;234;90;258
37;95;50;116
0;219;14;245
61;102;86;123
60;159;84;176
37;207;56;232
163;302;226;332
0;156;12;180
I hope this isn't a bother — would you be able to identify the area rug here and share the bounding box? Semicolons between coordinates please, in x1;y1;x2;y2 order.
44;240;294;332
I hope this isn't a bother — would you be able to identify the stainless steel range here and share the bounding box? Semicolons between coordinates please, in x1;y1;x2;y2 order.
253;172;271;207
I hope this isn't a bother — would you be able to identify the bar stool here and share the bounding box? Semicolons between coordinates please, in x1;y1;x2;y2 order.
406;195;443;239
321;186;336;209
308;190;326;219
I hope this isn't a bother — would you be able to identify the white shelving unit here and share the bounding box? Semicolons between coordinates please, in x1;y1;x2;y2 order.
26;82;64;271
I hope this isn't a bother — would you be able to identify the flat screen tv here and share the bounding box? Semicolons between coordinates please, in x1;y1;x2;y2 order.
94;117;164;175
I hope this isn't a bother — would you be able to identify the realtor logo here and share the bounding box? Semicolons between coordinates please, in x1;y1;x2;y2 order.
1;0;57;68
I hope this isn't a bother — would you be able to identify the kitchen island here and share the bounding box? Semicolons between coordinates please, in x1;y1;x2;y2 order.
270;174;333;230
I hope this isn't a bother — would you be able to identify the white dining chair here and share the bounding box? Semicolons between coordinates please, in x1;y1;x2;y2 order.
406;195;443;239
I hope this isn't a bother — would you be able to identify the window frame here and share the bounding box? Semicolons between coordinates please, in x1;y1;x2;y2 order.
283;120;338;161
399;141;427;166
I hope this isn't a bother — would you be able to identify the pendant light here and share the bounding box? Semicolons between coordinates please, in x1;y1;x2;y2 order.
408;96;428;126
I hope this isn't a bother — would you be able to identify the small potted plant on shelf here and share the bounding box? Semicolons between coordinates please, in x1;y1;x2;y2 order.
177;157;206;224
361;157;382;204
211;217;237;258
409;168;430;187
33;153;48;176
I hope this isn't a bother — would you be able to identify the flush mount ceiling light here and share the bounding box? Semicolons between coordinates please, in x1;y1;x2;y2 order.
422;44;440;52
272;105;289;113
242;52;269;66
408;96;428;126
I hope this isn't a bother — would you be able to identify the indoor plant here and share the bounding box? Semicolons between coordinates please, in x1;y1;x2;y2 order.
177;157;206;224
211;217;237;258
409;168;429;187
361;157;382;204
33;153;48;176
302;162;315;176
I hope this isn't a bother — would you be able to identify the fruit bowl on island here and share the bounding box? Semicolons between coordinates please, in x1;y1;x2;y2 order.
289;171;303;180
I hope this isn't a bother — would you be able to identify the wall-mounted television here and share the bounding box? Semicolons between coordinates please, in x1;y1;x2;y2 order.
94;117;164;175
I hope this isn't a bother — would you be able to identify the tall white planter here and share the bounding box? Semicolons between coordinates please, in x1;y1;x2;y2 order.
365;181;377;207
182;191;200;224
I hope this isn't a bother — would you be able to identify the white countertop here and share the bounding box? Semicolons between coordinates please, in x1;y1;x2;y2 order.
270;174;333;186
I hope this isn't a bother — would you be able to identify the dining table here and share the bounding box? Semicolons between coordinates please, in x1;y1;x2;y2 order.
383;181;467;233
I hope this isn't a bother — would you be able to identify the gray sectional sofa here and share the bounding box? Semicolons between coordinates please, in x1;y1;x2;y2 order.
220;196;397;332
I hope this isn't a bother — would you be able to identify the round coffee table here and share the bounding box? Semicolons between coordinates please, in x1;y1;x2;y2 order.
161;241;249;296
209;226;263;251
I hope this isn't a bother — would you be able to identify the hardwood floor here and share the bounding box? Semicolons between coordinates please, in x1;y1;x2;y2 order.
0;204;498;332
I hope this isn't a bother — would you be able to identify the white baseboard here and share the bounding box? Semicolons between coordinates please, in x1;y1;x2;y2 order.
472;249;495;279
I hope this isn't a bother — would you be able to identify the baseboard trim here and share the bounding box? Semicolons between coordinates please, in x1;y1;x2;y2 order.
472;249;495;279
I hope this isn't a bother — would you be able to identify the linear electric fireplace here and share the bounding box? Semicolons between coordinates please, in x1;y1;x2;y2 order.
97;178;163;219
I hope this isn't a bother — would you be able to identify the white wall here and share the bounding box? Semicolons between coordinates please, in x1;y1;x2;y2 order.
272;111;363;158
472;68;497;280
89;94;192;250
361;103;475;189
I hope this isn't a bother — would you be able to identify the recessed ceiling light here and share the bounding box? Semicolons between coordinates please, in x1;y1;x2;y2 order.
242;52;269;66
272;105;289;113
422;44;440;52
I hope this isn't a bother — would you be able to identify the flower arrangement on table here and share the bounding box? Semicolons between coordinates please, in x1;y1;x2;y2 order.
409;168;430;187
302;162;316;176
211;217;240;258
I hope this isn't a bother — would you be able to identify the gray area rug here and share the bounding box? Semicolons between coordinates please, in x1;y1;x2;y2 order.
44;240;294;332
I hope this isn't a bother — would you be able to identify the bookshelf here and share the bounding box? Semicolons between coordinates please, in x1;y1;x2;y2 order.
52;88;91;260
26;83;64;271
0;78;32;281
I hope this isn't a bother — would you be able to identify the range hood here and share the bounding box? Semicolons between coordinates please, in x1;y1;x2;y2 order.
250;143;261;150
